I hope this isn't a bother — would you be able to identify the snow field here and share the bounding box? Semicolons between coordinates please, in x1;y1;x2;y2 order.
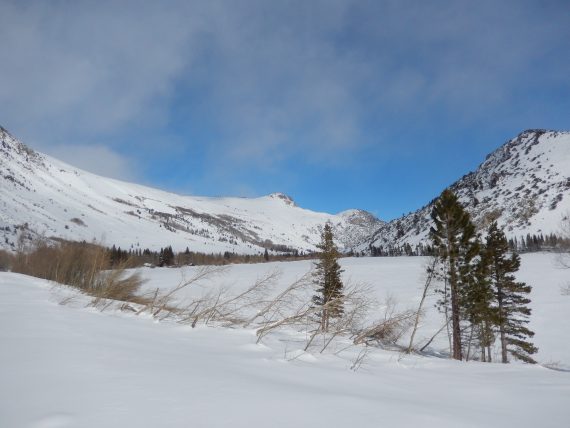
138;253;570;365
1;254;569;427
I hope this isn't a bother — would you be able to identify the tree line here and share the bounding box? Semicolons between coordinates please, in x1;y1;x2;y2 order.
508;232;570;253
108;244;314;268
369;226;570;258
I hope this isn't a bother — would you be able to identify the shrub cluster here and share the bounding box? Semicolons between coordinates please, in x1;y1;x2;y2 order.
12;240;145;304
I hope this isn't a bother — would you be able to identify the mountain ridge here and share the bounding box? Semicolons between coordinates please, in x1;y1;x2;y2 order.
0;126;382;254
362;129;570;253
2;126;569;256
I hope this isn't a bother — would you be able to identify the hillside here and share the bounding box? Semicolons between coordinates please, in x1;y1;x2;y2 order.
0;127;381;254
3;127;570;256
363;130;570;253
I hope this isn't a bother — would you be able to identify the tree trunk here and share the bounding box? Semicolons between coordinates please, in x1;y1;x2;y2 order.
449;257;462;360
444;276;453;356
466;324;474;361
321;308;328;333
407;258;436;353
497;283;508;363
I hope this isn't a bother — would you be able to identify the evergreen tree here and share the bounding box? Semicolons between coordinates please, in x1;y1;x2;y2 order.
484;222;537;363
264;248;269;262
109;244;118;266
462;248;496;361
168;246;175;265
159;246;175;267
312;222;344;332
430;189;478;360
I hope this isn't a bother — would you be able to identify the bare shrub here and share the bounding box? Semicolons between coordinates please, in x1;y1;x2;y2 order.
244;271;308;327
350;345;371;372
0;249;14;271
58;296;76;306
253;278;376;353
407;257;438;353
254;276;315;343
91;268;147;305
175;268;281;327
353;295;416;347
143;265;229;319
12;239;145;304
311;282;377;353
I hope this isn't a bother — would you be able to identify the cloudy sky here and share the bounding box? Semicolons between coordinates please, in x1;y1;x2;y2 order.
1;0;569;219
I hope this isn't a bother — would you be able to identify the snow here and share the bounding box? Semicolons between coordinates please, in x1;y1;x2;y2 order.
1;254;569;427
366;130;570;251
0;127;380;254
137;253;570;365
3;127;569;257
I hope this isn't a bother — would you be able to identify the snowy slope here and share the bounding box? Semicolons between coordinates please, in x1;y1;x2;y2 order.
136;253;570;367
3;126;569;256
1;254;569;427
364;130;570;252
0;126;381;254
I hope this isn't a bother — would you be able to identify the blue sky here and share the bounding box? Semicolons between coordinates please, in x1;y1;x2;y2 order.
1;0;569;220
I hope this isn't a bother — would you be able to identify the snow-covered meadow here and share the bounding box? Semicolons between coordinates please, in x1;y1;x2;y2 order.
1;254;569;427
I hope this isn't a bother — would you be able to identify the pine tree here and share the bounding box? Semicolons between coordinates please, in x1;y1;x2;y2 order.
430;189;479;360
158;248;165;267
484;222;537;363
158;246;175;267
312;222;344;332
167;246;175;265
462;248;496;361
110;244;118;266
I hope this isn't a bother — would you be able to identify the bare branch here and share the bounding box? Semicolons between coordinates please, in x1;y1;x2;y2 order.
407;257;438;353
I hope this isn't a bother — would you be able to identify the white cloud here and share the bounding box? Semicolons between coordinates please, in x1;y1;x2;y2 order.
42;144;138;182
0;0;568;185
0;0;200;137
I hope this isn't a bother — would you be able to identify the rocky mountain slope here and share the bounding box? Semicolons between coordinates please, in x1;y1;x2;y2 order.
363;130;570;253
0;127;382;254
3;127;568;256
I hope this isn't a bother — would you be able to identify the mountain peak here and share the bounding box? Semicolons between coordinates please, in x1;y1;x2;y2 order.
0;127;381;253
518;128;549;138
363;129;570;253
267;192;296;206
512;129;570;146
1;126;40;162
338;209;382;224
516;128;570;138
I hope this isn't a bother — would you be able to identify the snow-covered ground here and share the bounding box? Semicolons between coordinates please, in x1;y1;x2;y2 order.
138;253;570;365
1;254;569;427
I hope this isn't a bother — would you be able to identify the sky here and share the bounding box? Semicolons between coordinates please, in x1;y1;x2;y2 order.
1;0;569;220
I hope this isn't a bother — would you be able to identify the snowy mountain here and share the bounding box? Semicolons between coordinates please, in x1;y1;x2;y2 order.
0;126;382;254
3;127;569;255
363;130;570;252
